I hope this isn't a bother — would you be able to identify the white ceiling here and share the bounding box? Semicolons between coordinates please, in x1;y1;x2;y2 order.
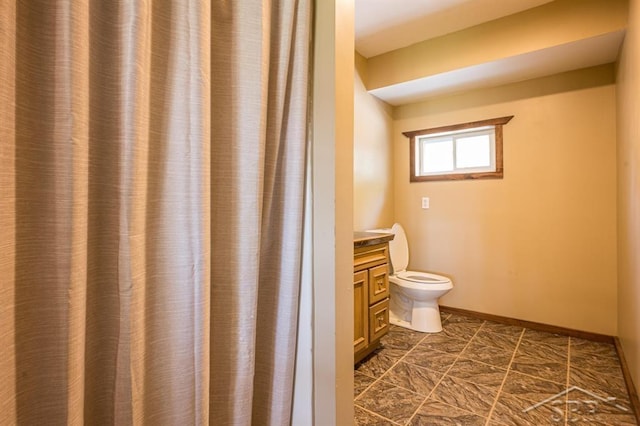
355;0;625;105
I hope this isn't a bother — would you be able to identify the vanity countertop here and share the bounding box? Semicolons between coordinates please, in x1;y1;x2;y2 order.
353;231;394;248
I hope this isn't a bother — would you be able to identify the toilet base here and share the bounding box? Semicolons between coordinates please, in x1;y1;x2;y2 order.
389;299;444;333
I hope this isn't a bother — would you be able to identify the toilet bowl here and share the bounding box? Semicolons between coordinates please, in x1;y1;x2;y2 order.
383;223;453;333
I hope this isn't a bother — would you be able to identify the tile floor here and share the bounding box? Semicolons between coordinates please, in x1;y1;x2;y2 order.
354;311;638;425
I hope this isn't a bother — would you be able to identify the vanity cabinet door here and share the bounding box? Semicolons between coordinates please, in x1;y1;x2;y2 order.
368;264;389;305
353;270;369;354
369;299;389;343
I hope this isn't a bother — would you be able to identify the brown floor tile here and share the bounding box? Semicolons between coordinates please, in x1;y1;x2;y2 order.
356;347;406;378
510;353;567;384
443;313;485;325
471;329;521;351
381;327;425;351
516;338;568;363
565;385;633;414
354;406;398;426
569;412;638;425
480;321;524;337
430;375;498;417
570;351;624;376
569;366;631;406
409;400;486;426
500;371;566;403
490;392;566;425
388;324;427;339
355;371;377;398
521;329;569;348
419;333;468;355
403;346;458;373
563;386;637;424
442;321;482;341
570;337;618;358
447;358;507;389
355;381;425;425
380;361;443;396
461;341;514;369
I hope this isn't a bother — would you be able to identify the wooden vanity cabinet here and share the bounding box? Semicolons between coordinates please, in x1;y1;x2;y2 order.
353;234;393;364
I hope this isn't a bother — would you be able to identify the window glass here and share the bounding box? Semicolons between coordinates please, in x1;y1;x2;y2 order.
421;138;453;173
456;134;492;169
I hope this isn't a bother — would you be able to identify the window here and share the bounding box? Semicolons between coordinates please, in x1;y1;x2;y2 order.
403;116;513;182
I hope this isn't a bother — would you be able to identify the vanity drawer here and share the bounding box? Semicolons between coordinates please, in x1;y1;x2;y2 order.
354;243;388;271
368;299;389;343
368;264;389;305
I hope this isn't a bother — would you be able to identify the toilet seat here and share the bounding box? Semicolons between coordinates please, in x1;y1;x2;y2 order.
395;270;450;284
390;271;453;292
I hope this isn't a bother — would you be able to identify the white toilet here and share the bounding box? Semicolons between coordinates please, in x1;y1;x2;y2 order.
384;223;453;333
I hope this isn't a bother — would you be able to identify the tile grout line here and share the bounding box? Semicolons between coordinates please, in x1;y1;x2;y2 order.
353;374;376;405
354;324;437;424
376;318;450;386
404;318;486;426
565;337;572;426
377;318;451;425
355;324;433;393
355;405;403;426
484;327;526;425
390;315;459;425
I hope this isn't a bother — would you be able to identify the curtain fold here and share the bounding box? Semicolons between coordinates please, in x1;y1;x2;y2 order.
0;0;17;421
0;0;311;424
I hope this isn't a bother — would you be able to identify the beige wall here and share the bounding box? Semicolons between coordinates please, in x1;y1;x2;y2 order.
393;66;618;335
616;0;640;390
353;53;394;230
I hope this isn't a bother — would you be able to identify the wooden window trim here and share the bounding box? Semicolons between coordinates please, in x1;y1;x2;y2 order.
404;116;513;182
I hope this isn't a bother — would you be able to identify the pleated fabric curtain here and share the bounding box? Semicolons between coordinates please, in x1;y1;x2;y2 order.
0;0;312;424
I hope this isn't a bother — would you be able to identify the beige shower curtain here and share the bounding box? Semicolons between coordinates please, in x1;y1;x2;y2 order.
0;0;312;424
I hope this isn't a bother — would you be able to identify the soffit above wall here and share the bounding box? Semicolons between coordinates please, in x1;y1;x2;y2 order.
369;31;625;105
355;0;555;58
356;0;628;106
